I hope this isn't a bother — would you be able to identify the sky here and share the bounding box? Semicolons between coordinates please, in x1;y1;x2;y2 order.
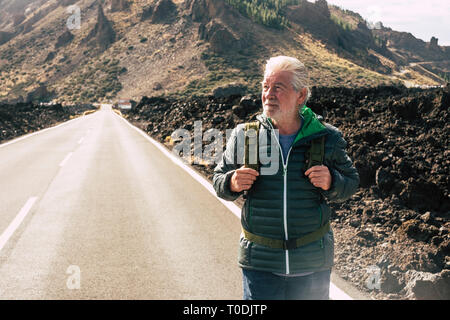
324;0;450;46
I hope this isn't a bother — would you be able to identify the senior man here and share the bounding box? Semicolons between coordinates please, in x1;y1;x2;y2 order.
213;56;359;300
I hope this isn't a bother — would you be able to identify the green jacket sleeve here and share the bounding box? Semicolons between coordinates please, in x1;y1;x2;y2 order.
213;127;244;201
321;132;359;202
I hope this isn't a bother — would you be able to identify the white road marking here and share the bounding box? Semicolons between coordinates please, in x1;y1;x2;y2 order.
78;137;85;144
0;196;38;252
116;114;241;218
330;282;354;300
115;112;355;300
59;152;73;167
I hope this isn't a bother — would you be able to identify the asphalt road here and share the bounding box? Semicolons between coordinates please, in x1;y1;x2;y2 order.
0;105;369;300
0;105;242;299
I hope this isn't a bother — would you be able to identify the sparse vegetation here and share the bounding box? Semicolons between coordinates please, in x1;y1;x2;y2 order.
180;51;262;97
60;58;124;103
330;14;352;31
225;0;300;29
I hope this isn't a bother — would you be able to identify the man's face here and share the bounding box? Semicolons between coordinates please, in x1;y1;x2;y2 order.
261;70;305;123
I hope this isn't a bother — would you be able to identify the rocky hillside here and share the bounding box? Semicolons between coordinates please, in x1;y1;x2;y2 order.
124;84;450;300
0;0;449;104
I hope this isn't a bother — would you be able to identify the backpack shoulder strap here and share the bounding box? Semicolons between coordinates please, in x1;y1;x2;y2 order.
305;135;325;170
244;121;260;171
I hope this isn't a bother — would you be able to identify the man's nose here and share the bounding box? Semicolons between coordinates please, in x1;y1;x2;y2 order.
265;86;276;98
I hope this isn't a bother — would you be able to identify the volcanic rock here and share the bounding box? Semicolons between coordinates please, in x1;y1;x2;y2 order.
240;95;260;113
199;19;242;53
25;84;54;103
84;4;115;51
110;0;130;12
124;85;450;300
55;30;74;49
380;271;403;294
376;167;395;196
149;0;177;24
232;105;246;118
404;270;450;299
0;102;96;144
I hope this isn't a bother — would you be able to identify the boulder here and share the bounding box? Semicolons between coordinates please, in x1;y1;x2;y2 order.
150;0;177;24
232;105;246;118
375;167;395;195
199;19;242;53
404;270;450;299
380;271;403;294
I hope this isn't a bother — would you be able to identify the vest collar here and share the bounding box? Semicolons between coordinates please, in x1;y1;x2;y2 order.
256;105;327;143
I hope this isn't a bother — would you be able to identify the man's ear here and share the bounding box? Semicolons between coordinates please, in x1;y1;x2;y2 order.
297;88;307;105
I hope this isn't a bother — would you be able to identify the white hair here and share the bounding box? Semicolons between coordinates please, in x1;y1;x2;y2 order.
264;56;311;105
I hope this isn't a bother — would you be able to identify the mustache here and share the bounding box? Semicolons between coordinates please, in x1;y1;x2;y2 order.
264;98;279;104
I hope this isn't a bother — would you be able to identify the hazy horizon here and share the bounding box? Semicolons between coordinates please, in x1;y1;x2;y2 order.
326;0;450;46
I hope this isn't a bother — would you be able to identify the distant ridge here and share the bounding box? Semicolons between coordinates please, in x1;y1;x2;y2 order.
0;0;448;103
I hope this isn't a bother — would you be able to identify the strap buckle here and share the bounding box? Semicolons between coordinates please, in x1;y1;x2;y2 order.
283;238;297;250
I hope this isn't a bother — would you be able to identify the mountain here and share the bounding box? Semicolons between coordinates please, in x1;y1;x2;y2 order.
0;0;449;103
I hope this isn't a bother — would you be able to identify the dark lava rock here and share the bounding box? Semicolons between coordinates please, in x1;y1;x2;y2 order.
150;0;177;24
240;95;260;113
0;102;96;144
376;167;396;195
232;104;246;118
380;271;403;294
399;178;445;211
404;270;450;299
398;219;439;243
356;229;376;246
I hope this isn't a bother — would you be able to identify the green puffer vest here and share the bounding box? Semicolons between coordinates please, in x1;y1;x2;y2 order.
213;105;360;274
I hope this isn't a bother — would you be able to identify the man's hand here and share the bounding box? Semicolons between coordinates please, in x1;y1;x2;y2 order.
230;167;259;192
305;165;332;191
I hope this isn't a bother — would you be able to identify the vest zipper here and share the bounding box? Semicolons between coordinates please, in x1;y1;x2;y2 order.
318;201;324;249
284;148;294;274
268;121;292;274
